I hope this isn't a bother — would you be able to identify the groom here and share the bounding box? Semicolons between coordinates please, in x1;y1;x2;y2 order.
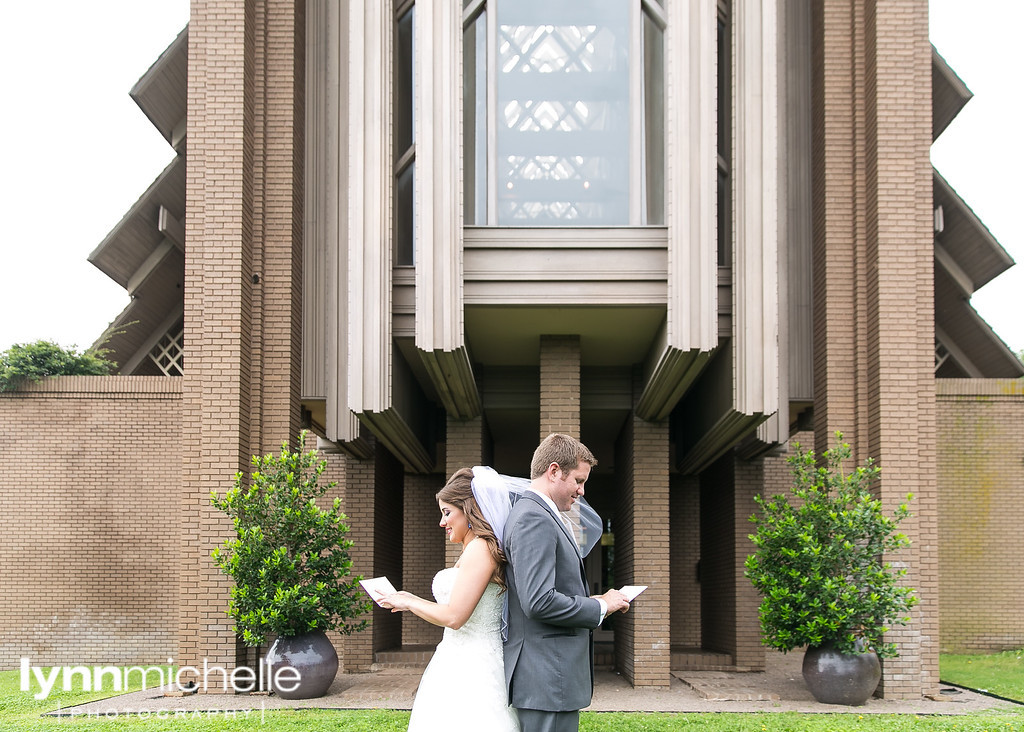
503;433;630;732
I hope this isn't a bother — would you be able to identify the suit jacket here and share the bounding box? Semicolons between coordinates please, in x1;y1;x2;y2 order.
502;491;603;712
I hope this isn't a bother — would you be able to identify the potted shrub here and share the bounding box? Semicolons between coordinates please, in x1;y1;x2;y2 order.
745;433;918;705
211;431;370;699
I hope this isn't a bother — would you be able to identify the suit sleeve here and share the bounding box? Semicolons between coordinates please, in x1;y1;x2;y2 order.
505;506;602;629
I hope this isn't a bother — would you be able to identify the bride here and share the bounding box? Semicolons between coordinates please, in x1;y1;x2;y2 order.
377;466;520;731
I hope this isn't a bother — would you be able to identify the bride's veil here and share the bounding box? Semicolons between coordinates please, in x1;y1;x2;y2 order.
470;466;603;557
471;465;605;642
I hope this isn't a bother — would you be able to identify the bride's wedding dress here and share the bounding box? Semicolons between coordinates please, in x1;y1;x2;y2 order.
407;567;520;731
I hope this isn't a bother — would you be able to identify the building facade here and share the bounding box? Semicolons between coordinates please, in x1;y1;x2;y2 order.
187;0;943;696
4;0;1023;702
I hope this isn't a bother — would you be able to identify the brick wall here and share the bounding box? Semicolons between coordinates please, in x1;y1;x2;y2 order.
669;475;701;648
0;376;182;668
936;379;1024;653
372;449;405;654
402;472;444;646
698;456;735;656
345;442;405;670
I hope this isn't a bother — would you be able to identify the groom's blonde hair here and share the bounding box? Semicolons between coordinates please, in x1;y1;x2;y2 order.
530;433;597;479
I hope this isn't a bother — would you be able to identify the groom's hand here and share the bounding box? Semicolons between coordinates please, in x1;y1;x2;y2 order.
595;589;630;614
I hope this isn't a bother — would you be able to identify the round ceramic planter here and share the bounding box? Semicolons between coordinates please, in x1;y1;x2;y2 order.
802;640;881;706
266;629;339;699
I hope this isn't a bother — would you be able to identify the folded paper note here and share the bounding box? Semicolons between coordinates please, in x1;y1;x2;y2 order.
359;576;398;606
618;585;648;602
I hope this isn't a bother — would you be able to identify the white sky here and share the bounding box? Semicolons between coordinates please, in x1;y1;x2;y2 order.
929;0;1024;358
0;1;189;354
0;1;1021;358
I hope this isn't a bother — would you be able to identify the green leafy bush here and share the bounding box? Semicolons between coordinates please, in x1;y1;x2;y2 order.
745;434;918;658
0;340;114;391
211;432;370;646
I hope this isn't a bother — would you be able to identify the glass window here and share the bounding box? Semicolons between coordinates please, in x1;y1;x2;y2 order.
464;6;488;225
496;0;630;225
464;0;664;226
395;5;415;265
643;7;665;225
716;3;731;266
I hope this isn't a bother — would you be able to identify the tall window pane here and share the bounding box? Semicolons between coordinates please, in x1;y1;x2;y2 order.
464;8;488;225
395;6;415;265
396;165;415;265
395;8;414;155
716;5;731;266
496;0;630;225
643;8;665;225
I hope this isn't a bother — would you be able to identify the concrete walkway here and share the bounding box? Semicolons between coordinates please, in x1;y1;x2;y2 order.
51;651;1023;718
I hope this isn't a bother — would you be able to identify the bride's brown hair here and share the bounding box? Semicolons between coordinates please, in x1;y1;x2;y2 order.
436;467;507;591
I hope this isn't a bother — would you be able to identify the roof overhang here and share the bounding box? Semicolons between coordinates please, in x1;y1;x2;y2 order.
130;26;188;152
932;44;973;141
935;264;1024;378
933;168;1023;378
88;155;185;371
933;170;1014;293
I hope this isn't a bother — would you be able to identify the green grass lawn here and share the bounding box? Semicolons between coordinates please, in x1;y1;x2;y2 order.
941;649;1024;703
2;659;1023;732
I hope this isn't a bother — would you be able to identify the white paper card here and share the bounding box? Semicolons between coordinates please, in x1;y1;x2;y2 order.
618;585;648;602
360;576;398;606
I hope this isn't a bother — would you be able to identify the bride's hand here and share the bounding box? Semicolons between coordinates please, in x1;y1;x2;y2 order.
378;590;416;613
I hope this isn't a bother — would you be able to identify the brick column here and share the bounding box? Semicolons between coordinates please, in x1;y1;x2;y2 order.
443;416;490;570
539;335;580;439
180;0;305;679
613;373;671;687
811;0;937;698
319;450;353;670
697;454;763;671
344;454;376;671
669;475;701;652
403;472;445;646
251;0;305;453
345;443;404;670
733;458;767;671
180;0;256;676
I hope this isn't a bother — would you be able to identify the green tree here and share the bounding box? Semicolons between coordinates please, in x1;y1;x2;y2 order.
0;340;114;392
211;432;370;647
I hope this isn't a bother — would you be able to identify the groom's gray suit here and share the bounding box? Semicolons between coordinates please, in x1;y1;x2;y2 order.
503;490;603;726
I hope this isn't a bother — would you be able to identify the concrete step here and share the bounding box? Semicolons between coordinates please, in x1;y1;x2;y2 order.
373;644;434;669
671;648;736;671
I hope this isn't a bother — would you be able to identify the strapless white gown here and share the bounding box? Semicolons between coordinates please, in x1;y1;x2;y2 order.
407;567;520;731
